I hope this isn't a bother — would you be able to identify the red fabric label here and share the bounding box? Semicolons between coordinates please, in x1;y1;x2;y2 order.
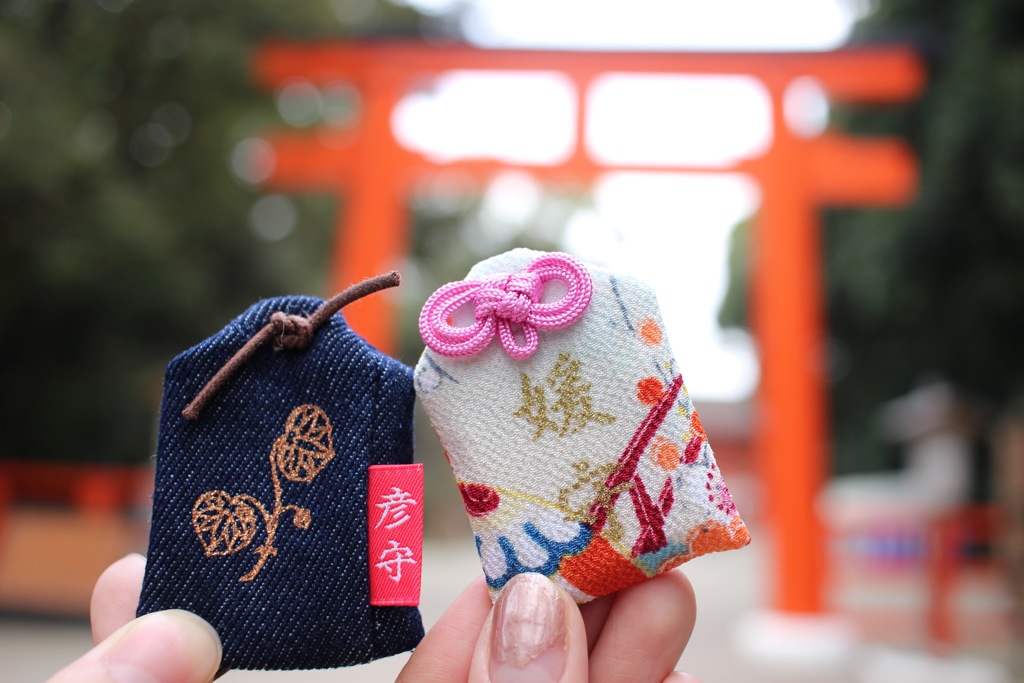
367;464;424;606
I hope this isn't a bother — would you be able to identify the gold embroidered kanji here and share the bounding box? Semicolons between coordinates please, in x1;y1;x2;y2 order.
513;352;616;439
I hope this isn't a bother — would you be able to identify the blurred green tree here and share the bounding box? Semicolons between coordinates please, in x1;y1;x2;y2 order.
720;0;1024;476
0;0;424;463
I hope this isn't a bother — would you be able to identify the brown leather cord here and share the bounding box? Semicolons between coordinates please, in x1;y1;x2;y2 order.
182;271;401;421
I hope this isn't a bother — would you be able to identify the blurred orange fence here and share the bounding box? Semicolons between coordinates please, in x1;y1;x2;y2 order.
0;461;152;615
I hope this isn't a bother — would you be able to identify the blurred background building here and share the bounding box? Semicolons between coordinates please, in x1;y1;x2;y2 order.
1;0;1021;680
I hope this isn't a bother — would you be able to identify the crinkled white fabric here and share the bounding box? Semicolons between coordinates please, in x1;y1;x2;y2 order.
415;249;749;602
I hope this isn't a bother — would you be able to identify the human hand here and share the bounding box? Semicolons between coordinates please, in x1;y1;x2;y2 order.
400;568;699;683
51;553;698;682
48;554;222;683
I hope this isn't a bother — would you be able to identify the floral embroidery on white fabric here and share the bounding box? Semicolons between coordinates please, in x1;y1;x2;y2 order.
461;485;591;590
416;249;750;603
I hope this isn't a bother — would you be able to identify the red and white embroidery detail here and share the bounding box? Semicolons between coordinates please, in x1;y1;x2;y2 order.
367;464;424;606
374;486;418;530
375;540;417;583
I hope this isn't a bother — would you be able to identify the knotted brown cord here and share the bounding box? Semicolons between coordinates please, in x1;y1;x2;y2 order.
182;271;401;421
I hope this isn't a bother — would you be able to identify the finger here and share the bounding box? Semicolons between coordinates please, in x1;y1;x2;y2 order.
397;576;493;683
663;673;701;683
49;609;222;683
91;554;146;644
578;591;616;653
587;569;696;683
468;572;589;683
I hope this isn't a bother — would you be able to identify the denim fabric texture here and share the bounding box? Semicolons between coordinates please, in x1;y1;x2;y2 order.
137;296;424;670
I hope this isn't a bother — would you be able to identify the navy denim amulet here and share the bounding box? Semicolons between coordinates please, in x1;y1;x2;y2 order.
138;273;425;670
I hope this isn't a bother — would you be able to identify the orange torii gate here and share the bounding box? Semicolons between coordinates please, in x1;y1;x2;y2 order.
252;42;923;615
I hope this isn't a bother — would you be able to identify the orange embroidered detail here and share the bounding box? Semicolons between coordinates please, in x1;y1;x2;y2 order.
731;517;752;547
651;436;681;471
691;410;707;441
191;404;335;582
639;318;662;345
560;535;649;597
513;352;616;439
686;517;750;558
636;377;665;405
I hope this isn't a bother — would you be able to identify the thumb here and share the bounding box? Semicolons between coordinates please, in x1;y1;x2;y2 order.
49;609;222;683
469;572;589;683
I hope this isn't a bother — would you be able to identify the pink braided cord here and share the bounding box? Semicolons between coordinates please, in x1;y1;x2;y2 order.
419;253;593;360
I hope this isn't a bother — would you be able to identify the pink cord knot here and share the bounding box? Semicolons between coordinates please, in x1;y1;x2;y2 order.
473;272;542;324
419;253;593;360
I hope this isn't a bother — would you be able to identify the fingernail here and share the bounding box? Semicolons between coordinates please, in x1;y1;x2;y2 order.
100;610;221;683
489;573;567;683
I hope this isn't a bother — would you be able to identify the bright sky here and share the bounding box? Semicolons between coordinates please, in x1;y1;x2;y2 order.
389;0;861;400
